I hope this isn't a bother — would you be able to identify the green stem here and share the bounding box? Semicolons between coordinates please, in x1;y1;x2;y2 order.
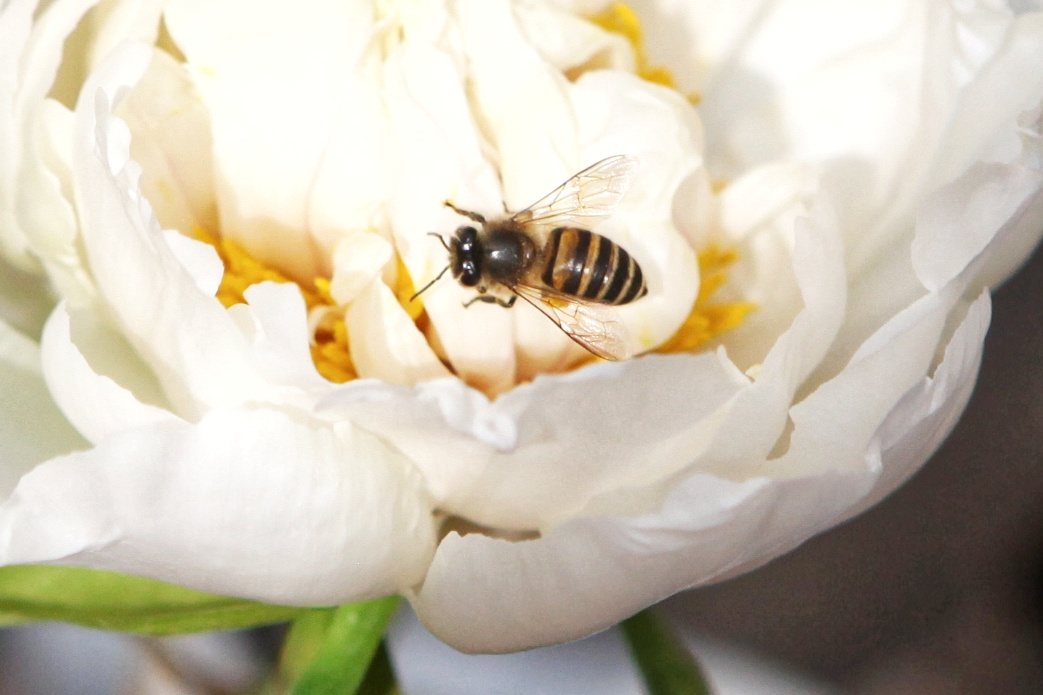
621;608;711;695
277;596;400;695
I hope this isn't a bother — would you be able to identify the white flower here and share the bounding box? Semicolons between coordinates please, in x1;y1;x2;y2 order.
1;0;1041;653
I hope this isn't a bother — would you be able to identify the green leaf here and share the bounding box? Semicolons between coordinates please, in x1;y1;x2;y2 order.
0;565;301;634
277;597;400;695
622;608;712;695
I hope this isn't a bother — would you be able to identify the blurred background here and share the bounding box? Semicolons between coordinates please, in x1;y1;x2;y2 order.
0;245;1040;694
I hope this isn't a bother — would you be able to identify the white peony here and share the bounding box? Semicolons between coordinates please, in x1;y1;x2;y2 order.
1;0;1041;653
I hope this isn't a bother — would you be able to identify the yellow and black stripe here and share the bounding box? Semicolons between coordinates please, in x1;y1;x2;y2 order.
542;227;647;305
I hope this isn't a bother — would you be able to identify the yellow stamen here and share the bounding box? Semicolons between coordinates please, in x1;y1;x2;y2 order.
194;229;357;383
393;255;425;322
590;3;701;104
657;247;756;354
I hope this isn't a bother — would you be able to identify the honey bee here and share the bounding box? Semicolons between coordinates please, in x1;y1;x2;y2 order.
412;155;647;361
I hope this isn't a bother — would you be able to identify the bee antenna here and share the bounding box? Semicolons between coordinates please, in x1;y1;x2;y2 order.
427;232;451;252
410;264;450;302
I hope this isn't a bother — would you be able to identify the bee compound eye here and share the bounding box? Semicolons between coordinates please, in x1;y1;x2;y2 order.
460;259;480;286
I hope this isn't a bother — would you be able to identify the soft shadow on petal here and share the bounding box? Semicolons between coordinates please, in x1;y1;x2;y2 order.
456;0;580;206
715;289;996;585
41;302;176;445
0;317;86;499
913;161;1043;293
115;48;218;235
818;130;1043;383
410;467;871;653
321;352;748;531
711;161;818;371
0;254;54;340
633;1;1043;285
685;201;847;482
843;291;991;520
0;408;436;605
162;0;379;280
72;44;290;416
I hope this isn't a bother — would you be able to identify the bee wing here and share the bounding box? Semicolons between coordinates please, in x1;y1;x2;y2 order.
507;282;632;361
510;155;636;229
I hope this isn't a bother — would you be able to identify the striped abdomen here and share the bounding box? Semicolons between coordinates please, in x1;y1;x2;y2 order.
541;227;647;305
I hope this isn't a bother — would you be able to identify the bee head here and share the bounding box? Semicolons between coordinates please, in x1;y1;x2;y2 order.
452;226;481;287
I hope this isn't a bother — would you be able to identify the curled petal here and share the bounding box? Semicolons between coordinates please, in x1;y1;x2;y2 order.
410;467;872;653
846;291;991;518
41;302;176;444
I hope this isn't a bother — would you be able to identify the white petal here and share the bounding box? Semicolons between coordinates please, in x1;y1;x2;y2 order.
713;163;820;370
115;48;218;235
306;73;394;271
0;0;92;276
770;277;970;485
633;2;1043;281
328;231;393;306
822;142;1043;379
411;467;872;653
913;161;1043;292
160;229;223;297
0;316;85;499
0;408;436;604
234;281;330;393
163;0;380;280
71;44;286;415
845;291;992;519
320;353;748;531
41;302;176;444
382;26;515;394
455;0;580;206
694;202;848;479
344;281;451;386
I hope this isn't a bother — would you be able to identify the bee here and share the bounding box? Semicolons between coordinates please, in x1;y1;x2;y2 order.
412;155;646;361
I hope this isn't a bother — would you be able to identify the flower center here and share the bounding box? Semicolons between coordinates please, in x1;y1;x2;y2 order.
191;4;752;387
198;226;751;384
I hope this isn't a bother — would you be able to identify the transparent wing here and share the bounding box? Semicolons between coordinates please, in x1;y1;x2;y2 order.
507;282;632;361
510;155;636;229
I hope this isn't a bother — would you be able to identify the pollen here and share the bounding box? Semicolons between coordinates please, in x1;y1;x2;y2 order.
195;229;357;383
591;3;701;104
657;247;756;354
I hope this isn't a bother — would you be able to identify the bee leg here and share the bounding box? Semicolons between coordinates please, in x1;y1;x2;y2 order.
463;294;516;309
464;294;494;308
444;200;486;225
